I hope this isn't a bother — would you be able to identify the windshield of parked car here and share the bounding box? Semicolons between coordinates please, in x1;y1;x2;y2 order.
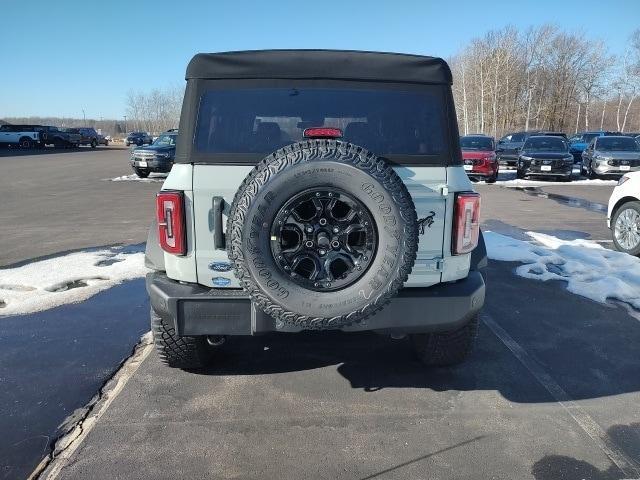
596;137;640;151
153;134;176;146
460;136;493;150
194;87;446;156
523;137;568;152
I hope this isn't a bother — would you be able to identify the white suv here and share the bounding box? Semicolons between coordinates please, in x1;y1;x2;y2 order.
608;172;640;255
145;50;487;370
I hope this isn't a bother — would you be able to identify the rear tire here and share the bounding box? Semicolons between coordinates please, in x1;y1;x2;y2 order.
410;314;479;366
91;139;97;148
151;308;214;369
134;168;149;178
516;169;525;179
486;170;498;183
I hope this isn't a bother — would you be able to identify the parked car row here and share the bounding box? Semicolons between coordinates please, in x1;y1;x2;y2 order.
0;124;108;149
460;130;640;183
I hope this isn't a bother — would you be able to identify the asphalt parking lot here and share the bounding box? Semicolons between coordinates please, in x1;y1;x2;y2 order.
1;149;639;480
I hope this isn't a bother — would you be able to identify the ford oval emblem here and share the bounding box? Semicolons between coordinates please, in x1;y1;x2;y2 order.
209;261;232;272
212;277;231;287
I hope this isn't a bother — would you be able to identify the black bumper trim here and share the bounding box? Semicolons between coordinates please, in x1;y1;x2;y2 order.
146;271;485;335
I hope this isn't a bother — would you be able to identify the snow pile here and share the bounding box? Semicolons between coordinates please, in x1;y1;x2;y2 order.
0;247;148;316
109;173;167;183
485;231;640;308
491;170;617;186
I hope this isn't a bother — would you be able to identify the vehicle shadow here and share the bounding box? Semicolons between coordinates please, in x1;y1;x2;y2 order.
531;422;640;479
0;145;127;157
194;261;640;405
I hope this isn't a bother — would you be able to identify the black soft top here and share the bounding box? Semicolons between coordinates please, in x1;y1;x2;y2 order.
186;50;452;85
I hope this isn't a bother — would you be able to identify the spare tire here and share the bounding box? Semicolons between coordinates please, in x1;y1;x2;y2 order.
227;140;418;329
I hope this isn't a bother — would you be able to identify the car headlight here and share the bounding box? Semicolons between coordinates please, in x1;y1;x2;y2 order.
520;156;533;161
617;175;630;186
156;153;171;159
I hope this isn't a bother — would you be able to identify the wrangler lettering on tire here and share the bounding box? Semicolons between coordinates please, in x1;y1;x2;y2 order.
227;140;418;329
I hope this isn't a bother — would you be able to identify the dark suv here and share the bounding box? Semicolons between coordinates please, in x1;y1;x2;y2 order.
517;135;574;181
145;50;486;371
126;132;153;146
130;130;177;177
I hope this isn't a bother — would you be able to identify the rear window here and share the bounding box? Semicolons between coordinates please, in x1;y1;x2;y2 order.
596;137;639;151
523;137;568;152
194;88;446;156
460;136;493;151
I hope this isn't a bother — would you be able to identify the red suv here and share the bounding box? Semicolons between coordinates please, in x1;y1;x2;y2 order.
460;135;498;183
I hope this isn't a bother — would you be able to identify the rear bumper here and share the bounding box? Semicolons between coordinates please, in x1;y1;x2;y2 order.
146;271;485;336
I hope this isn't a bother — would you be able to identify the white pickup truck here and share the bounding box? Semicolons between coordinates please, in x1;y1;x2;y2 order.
0;125;44;149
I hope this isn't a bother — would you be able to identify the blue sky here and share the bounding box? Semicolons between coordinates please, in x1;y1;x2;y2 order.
2;0;638;119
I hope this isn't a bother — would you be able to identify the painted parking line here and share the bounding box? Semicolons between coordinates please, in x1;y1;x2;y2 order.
482;312;640;479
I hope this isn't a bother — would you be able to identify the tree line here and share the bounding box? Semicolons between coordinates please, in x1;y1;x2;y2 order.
124;85;183;134
450;25;640;138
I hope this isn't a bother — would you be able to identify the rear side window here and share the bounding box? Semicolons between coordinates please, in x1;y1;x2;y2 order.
194;88;446;156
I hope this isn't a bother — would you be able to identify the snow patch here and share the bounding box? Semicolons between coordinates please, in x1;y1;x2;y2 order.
108;173;167;183
488;170;617;186
0;247;148;316
485;231;640;308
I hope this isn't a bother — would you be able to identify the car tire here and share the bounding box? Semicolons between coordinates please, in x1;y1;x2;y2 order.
227;140;418;330
611;201;640;256
486;170;498;184
587;162;598;180
410;314;479;366
151;308;214;369
126;141;130;146
516;169;525;179
19;137;32;149
91;139;97;148
134;168;149;178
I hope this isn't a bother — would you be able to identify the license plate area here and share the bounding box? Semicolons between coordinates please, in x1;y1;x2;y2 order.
620;165;630;171
541;165;551;171
463;164;473;171
136;160;148;167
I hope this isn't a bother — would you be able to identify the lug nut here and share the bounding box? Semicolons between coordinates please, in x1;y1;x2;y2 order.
315;192;320;197
314;282;319;287
319;218;327;226
332;227;339;233
363;256;368;261
331;241;340;249
319;249;326;255
305;241;314;248
326;282;331;287
306;226;313;233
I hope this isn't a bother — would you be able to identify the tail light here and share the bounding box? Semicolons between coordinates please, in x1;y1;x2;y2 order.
156;191;186;255
453;192;481;255
303;127;343;139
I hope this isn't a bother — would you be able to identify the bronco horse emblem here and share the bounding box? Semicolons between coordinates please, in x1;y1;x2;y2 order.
417;211;436;235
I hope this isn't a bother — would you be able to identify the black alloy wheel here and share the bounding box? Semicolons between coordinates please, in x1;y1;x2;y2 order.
270;188;377;292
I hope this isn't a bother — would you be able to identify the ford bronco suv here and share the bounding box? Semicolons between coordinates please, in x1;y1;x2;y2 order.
145;50;486;370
